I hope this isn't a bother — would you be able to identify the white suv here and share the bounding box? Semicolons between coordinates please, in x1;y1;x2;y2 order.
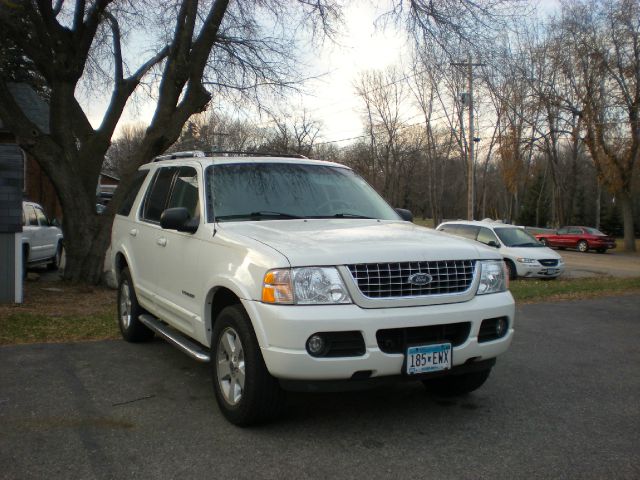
436;220;565;280
22;201;64;276
110;152;515;425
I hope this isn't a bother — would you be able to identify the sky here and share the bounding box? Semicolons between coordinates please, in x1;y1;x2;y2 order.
83;0;560;147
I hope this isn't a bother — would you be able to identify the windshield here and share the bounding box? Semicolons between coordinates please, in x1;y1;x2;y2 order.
494;227;543;247
205;162;400;222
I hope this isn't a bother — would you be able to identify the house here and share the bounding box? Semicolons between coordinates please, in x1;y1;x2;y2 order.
0;83;61;220
0;83;119;219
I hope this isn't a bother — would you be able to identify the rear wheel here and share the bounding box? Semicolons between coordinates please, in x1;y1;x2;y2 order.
578;240;589;253
211;305;285;426
22;246;28;279
422;369;492;397
117;267;154;342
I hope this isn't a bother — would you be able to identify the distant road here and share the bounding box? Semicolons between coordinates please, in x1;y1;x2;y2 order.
559;250;640;278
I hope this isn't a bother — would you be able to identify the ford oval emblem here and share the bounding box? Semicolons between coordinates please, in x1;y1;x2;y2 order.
407;273;433;286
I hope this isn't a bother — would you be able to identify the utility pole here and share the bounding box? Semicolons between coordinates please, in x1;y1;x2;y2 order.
452;55;485;220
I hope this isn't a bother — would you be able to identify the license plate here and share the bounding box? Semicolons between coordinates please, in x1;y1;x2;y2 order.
545;268;559;275
406;343;452;375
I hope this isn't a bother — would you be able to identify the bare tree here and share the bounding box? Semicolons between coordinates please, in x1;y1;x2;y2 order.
556;0;639;251
0;0;341;282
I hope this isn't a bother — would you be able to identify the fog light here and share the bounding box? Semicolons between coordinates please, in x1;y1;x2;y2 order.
306;334;326;357
496;317;508;337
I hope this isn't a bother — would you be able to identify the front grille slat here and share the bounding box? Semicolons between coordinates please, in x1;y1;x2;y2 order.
347;260;476;298
538;259;558;267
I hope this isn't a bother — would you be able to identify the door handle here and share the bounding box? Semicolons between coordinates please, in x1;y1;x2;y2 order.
156;237;167;247
129;229;138;237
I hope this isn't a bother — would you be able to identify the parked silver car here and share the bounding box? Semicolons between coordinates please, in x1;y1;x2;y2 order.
22;201;63;276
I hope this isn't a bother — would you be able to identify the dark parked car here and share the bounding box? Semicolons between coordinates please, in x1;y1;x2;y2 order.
535;226;616;253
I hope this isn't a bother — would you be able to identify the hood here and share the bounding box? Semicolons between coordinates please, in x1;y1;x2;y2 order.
499;245;562;260
217;219;501;266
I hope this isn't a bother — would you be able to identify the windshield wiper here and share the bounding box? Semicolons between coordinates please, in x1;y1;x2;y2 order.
307;213;374;219
217;211;302;221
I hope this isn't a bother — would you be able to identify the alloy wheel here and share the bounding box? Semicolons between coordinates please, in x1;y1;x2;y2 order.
119;281;132;329
216;327;246;406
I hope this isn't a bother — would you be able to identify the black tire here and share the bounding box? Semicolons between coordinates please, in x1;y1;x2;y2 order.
47;243;63;271
596;248;606;254
578;240;589;253
211;305;285;426
505;259;517;281
117;267;154;342
422;368;492;397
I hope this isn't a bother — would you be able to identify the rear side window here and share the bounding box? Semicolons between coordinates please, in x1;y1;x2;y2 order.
118;170;149;217
141;167;177;223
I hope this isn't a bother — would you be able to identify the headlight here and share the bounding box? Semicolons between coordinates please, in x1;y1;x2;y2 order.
516;257;537;264
477;260;508;295
262;267;352;305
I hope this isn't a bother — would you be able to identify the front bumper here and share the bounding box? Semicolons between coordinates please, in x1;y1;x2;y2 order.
516;263;565;278
242;291;515;381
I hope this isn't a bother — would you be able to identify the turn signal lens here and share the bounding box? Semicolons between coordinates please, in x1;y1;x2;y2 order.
262;269;293;304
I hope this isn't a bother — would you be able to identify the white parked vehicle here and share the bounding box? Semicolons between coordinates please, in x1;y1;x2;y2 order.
21;201;64;276
110;152;515;425
436;220;565;280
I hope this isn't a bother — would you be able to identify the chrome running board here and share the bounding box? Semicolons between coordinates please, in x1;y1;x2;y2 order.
139;314;210;363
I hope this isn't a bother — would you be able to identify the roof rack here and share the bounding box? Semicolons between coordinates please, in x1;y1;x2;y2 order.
153;151;206;162
152;150;308;162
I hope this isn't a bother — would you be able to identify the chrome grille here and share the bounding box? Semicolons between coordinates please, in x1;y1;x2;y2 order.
539;259;558;267
346;260;476;298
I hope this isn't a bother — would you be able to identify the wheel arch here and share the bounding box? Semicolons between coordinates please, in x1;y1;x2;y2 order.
204;285;268;348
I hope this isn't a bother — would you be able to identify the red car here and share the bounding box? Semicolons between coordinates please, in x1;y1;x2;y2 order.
535;226;616;253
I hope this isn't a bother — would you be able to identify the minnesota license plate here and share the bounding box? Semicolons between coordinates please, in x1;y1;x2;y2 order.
406;343;452;375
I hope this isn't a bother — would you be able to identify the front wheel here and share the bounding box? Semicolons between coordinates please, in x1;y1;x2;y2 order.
211;305;285;426
117;267;154;342
578;240;589;253
47;243;63;271
505;259;517;281
422;369;492;397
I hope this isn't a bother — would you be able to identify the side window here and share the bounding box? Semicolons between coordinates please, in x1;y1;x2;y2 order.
557;227;569;234
569;228;582;234
34;207;49;226
26;206;38;226
166;166;200;220
477;227;499;245
457;225;480;240
118;170;149;217
141;167;177;223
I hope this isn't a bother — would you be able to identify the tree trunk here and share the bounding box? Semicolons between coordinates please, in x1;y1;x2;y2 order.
619;191;636;252
61;207;114;284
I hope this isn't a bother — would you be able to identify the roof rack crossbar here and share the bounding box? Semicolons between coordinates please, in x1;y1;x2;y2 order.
153;150;206;162
152;150;308;162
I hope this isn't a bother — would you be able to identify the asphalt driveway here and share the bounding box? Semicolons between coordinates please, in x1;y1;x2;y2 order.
1;295;639;479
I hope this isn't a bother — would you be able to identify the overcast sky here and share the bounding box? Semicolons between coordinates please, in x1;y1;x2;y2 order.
84;0;560;147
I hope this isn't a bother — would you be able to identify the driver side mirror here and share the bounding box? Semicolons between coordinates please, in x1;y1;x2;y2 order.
487;240;500;248
395;208;413;222
160;207;198;233
50;218;60;227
